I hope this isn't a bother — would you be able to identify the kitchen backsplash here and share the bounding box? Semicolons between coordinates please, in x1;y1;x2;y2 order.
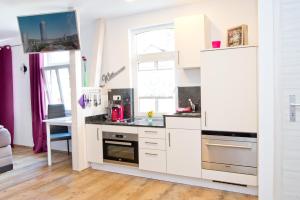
178;86;201;113
108;88;134;119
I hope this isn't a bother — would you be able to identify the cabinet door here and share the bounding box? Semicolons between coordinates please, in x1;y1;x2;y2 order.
175;15;208;69
86;124;103;164
200;47;258;133
166;129;201;178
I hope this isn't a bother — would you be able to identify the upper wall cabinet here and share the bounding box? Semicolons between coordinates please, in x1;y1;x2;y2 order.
175;15;208;69
200;46;258;133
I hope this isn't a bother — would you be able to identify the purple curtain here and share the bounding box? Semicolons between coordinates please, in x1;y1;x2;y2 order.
29;54;47;153
0;46;14;145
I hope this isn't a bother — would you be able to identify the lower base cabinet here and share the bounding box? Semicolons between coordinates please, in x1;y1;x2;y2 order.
86;124;103;164
166;129;202;178
138;128;167;173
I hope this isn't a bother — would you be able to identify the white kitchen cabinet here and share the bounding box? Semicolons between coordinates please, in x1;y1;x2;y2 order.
200;46;258;133
86;124;103;164
139;149;166;173
175;14;208;69
166;128;202;178
139;137;166;151
138;127;166;139
166;117;201;130
138;127;167;173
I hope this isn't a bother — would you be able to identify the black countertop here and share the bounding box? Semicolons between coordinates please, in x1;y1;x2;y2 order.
85;115;165;128
85;113;200;128
163;112;201;118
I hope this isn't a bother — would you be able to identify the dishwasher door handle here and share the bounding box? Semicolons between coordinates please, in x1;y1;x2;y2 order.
205;143;252;150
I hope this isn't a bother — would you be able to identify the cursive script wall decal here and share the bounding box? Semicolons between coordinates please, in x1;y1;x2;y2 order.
100;66;126;87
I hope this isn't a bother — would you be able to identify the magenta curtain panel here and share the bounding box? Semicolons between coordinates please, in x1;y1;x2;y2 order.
0;46;14;145
29;53;47;153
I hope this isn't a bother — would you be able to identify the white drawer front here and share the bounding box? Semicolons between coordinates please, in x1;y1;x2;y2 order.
102;125;138;134
138;128;166;139
139;138;166;150
139;149;166;173
166;117;201;130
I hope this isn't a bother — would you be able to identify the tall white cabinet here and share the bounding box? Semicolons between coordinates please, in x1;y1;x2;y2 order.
200;46;258;133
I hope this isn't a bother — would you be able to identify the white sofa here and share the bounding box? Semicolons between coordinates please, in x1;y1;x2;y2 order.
0;127;13;173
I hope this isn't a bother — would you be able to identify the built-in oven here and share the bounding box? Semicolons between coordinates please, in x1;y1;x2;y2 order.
103;131;139;166
202;131;257;176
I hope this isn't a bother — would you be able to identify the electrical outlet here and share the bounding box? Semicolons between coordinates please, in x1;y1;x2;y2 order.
113;95;122;101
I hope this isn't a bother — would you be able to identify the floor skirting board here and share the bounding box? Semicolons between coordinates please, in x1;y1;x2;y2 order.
91;163;258;195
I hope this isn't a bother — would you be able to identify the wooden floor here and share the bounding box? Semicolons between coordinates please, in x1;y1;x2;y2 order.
0;146;258;200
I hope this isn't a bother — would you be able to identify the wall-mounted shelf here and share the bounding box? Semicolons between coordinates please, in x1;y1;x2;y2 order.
201;45;258;52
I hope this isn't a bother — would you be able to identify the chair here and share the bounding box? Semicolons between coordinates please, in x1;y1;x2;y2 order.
48;104;71;155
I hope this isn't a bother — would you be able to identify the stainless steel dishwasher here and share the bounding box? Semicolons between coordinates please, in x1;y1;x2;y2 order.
202;131;257;176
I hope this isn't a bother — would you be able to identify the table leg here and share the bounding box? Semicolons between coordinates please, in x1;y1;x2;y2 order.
46;124;52;166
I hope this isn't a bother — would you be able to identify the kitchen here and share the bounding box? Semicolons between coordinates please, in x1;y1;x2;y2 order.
1;0;289;199
81;3;258;195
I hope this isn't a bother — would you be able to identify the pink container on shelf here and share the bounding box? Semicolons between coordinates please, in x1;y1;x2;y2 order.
212;41;221;48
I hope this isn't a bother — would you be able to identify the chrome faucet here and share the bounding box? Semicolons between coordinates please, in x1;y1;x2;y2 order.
188;99;196;112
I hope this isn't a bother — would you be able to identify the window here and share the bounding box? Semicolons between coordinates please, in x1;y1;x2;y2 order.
43;51;71;112
132;25;176;115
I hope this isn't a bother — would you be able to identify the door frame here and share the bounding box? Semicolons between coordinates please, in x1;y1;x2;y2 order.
258;0;276;199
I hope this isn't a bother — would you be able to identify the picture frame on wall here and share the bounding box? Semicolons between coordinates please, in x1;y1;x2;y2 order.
227;25;248;47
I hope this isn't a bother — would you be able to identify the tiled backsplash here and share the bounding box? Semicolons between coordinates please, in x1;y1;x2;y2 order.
178;86;201;113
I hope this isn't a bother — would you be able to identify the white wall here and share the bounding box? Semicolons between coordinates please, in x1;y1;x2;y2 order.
101;0;258;88
12;45;34;147
0;38;34;147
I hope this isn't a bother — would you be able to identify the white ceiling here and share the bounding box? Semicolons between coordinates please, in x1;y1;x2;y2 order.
0;0;200;40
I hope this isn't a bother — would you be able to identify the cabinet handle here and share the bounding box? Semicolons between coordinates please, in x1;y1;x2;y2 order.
145;142;158;145
144;131;157;134
145;153;158;156
168;132;171;147
205;112;207;127
105;141;132;146
206;143;252;150
97;128;99;141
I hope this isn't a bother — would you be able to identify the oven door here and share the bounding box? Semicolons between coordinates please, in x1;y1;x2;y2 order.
202;135;257;175
103;139;139;164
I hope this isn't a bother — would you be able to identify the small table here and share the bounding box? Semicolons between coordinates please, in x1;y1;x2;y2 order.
43;117;72;166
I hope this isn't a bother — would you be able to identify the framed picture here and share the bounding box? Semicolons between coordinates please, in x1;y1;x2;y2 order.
227;25;248;47
18;11;81;53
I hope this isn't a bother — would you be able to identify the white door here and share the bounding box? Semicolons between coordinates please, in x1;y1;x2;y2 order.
200;47;258;133
274;0;300;199
166;129;201;178
86;124;103;164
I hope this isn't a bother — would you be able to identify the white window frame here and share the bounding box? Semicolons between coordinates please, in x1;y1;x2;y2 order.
131;24;177;117
42;64;71;114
